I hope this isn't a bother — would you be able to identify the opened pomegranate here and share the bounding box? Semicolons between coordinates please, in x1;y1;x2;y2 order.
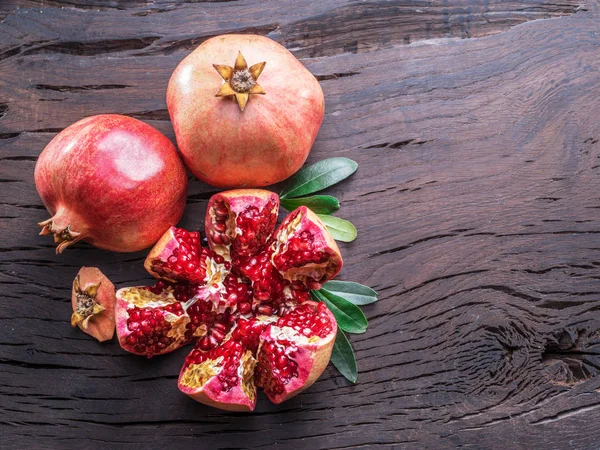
116;189;342;409
71;267;116;342
167;34;325;188
34;114;187;253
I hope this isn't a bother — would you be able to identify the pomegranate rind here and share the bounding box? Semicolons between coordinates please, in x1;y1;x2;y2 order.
144;227;180;282
257;301;337;404
206;189;279;260
178;353;257;412
272;206;343;284
71;267;116;342
115;286;191;357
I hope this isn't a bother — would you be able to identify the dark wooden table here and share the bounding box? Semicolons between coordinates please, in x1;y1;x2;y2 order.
2;1;600;448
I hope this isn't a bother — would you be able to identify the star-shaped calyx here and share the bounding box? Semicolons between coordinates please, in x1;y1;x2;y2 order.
213;51;266;111
71;275;105;330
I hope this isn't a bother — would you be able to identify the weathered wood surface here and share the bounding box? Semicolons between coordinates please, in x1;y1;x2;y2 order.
2;0;600;448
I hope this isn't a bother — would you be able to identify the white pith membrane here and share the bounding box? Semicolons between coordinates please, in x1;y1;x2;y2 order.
180;356;223;388
271;211;332;283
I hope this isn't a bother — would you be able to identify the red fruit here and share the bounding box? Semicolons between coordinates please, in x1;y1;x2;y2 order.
116;282;203;357
206;189;279;261
71;267;116;342
145;227;226;285
271;206;343;288
167;34;325;188
34;114;187;253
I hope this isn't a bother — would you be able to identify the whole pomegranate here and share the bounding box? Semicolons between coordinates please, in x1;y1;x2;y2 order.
34;114;188;253
167;35;325;188
115;189;342;410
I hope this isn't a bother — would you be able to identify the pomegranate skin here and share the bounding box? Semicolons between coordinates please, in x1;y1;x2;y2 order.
34;114;188;253
167;34;325;188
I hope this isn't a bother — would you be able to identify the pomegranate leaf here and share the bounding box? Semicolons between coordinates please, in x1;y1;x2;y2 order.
280;157;358;199
322;281;378;305
311;290;367;334
280;195;340;214
316;214;357;242
331;328;358;383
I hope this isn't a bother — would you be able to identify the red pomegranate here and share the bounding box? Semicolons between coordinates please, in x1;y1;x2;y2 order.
167;34;325;188
34;114;188;253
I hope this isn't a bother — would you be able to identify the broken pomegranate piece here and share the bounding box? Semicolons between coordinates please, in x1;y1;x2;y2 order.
271;206;343;289
255;301;336;403
145;227;227;285
115;189;344;409
71;267;116;342
116;282;205;357
206;189;279;260
178;317;272;411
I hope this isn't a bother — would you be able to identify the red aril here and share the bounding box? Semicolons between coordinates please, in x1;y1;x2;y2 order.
167;35;325;188
35;114;187;253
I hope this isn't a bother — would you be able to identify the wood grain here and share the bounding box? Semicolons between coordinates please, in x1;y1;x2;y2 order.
1;0;600;448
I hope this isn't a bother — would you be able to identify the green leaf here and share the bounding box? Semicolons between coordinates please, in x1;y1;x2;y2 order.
280;195;340;215
311;290;367;334
321;281;379;305
330;329;357;383
280;157;358;199
317;215;357;242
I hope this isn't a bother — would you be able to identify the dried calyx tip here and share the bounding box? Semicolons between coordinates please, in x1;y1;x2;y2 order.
38;218;82;254
71;275;105;329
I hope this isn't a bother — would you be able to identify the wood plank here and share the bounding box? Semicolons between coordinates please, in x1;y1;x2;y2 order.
1;0;600;448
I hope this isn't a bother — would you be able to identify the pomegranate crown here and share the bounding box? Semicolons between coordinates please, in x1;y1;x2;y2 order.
213;51;266;111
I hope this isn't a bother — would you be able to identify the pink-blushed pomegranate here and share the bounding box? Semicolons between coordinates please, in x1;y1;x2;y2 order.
115;189;342;409
34;114;188;253
71;267;116;342
167;34;325;188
